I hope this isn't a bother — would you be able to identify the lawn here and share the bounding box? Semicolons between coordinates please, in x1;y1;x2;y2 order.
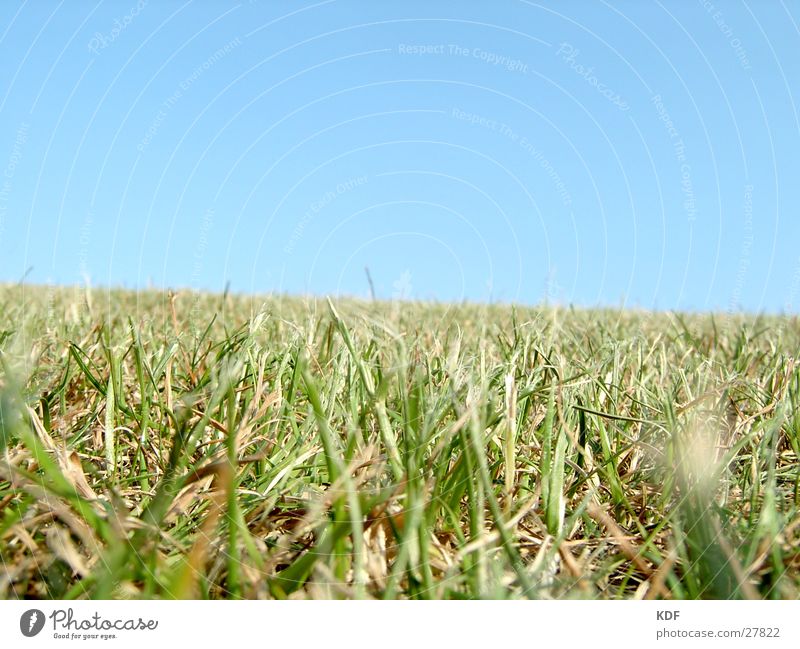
1;284;798;599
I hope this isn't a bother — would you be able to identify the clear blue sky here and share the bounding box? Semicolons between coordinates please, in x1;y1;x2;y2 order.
1;0;798;312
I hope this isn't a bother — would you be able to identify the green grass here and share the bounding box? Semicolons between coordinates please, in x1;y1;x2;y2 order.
1;284;799;599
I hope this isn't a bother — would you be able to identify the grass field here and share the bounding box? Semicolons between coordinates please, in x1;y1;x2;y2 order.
1;284;799;599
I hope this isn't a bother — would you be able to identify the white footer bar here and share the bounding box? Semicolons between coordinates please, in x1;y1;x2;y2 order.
1;600;797;648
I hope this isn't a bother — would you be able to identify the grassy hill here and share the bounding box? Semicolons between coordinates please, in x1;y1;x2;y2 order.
1;284;798;599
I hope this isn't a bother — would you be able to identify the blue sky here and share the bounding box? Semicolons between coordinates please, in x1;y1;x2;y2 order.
0;0;798;312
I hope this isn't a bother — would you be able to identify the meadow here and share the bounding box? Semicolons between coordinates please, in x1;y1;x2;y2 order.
1;284;798;599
